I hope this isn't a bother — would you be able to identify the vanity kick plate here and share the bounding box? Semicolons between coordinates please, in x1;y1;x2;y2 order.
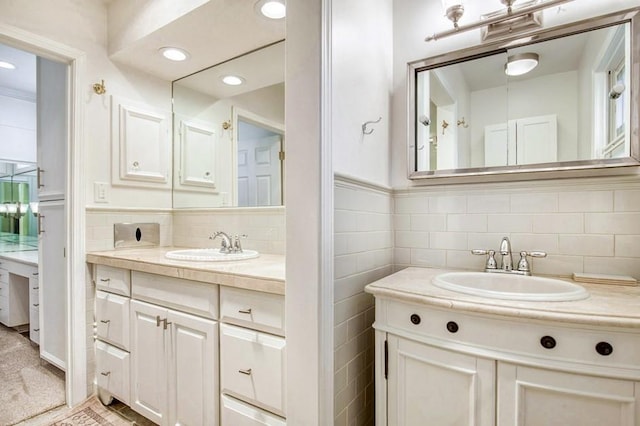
114;223;160;248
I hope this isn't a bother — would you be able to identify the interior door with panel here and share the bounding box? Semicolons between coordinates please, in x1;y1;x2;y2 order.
387;335;495;426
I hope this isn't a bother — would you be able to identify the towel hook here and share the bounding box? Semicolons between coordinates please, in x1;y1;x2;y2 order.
362;117;382;135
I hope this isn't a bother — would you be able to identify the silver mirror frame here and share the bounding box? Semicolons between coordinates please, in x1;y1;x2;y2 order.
407;8;640;183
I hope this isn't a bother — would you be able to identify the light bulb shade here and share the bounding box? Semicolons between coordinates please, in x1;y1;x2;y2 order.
5;203;17;215
29;202;39;215
442;0;464;24
159;47;189;62
256;0;286;19
505;53;539;76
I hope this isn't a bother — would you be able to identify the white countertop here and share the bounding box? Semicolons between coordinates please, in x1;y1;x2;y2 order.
0;250;38;266
365;267;640;329
87;247;285;295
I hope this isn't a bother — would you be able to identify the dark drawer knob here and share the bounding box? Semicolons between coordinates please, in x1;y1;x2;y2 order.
596;341;613;356
410;314;421;325
540;335;556;349
446;321;459;333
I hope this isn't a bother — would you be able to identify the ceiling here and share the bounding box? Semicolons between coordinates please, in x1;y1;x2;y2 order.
108;0;286;82
0;44;36;96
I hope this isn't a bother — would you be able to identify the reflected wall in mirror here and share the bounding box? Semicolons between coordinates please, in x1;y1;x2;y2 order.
410;9;639;179
172;41;284;208
0;161;38;241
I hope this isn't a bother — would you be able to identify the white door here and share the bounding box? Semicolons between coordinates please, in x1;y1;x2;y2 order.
130;300;167;425
484;123;511;167
498;362;640;426
168;309;219;426
36;57;67;202
437;107;457;170
38;200;66;370
387;335;495;426
237;135;281;207
514;114;557;165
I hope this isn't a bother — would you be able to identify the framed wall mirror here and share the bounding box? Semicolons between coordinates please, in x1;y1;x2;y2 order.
408;8;639;181
172;40;284;208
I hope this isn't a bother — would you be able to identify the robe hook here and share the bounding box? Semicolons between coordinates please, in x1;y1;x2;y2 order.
362;117;382;135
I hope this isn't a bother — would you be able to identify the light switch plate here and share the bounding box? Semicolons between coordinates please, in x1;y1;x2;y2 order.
114;223;160;248
94;182;109;203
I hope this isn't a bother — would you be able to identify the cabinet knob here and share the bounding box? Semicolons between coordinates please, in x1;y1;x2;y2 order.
238;368;252;376
410;314;421;325
540;335;556;349
446;321;459;333
596;341;613;356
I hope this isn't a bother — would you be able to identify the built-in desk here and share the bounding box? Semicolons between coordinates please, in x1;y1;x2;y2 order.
0;250;39;343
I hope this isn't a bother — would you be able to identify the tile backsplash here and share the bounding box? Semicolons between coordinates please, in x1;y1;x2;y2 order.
394;177;640;278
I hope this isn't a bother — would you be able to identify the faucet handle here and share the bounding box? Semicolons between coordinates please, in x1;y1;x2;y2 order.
233;234;248;252
471;249;497;271
517;251;547;274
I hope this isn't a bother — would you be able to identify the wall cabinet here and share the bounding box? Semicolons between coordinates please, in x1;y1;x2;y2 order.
374;298;640;426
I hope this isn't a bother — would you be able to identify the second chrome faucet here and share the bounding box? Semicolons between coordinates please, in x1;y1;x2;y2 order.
210;231;247;254
472;236;547;276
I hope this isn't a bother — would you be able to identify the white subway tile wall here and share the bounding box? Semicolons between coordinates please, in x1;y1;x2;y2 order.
334;178;393;426
172;207;285;255
395;178;640;278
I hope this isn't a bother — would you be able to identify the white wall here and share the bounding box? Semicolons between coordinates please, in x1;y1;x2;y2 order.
0;93;36;163
332;0;393;187
0;0;173;209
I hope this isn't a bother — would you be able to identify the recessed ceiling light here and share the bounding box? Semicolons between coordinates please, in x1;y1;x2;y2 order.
222;75;245;86
0;61;16;70
505;52;539;76
159;47;189;62
255;0;286;19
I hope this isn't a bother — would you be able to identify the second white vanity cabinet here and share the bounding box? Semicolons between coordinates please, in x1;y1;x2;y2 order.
367;268;640;426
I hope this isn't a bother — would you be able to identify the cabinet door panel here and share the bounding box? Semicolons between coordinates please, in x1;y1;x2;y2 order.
168;309;218;426
130;300;167;425
387;335;495;426
498;363;639;426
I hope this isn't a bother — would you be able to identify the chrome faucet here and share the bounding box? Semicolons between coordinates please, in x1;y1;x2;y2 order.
210;231;232;254
472;236;547;276
499;236;513;271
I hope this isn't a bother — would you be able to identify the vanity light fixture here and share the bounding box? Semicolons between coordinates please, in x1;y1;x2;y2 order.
505;52;539;76
221;75;244;86
425;0;574;42
255;0;286;20
0;61;16;70
159;47;189;62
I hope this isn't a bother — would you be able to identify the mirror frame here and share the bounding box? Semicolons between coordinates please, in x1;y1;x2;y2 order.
407;8;640;183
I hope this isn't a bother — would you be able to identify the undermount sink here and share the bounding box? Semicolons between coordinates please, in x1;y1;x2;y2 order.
432;272;589;302
165;249;259;262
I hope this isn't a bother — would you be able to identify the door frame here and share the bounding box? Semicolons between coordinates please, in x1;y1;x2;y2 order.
0;24;87;406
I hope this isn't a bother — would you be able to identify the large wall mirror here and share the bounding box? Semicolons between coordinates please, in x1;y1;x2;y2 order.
0;161;38;243
408;9;639;181
172;40;284;208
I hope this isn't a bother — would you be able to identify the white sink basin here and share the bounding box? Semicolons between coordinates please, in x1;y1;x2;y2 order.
432;272;589;302
165;249;259;262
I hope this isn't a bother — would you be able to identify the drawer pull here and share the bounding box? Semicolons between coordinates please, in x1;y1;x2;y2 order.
34;328;39;332
100;319;111;324
33;303;39;307
156;316;162;327
410;314;421;325
540;336;556;349
238;308;252;315
32;287;39;290
100;371;111;377
446;321;459;333
238;368;252;376
596;341;613;356
163;319;172;330
99;278;111;282
32;272;39;276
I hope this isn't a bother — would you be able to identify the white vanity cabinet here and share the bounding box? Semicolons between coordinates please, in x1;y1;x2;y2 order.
29;274;40;344
130;272;219;426
219;286;287;424
373;297;640;426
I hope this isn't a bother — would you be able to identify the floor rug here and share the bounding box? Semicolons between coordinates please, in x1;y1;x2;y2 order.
48;397;125;426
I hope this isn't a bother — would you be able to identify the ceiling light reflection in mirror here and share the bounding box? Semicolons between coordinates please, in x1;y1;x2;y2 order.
414;21;631;174
172;41;285;209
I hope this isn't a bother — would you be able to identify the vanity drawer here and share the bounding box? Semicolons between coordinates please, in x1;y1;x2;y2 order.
221;287;285;336
0;267;8;284
0;280;8;296
96;290;130;350
220;323;286;416
30;306;40;344
96;340;130;405
0;294;8;324
221;394;286;426
132;271;218;320
95;265;131;297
